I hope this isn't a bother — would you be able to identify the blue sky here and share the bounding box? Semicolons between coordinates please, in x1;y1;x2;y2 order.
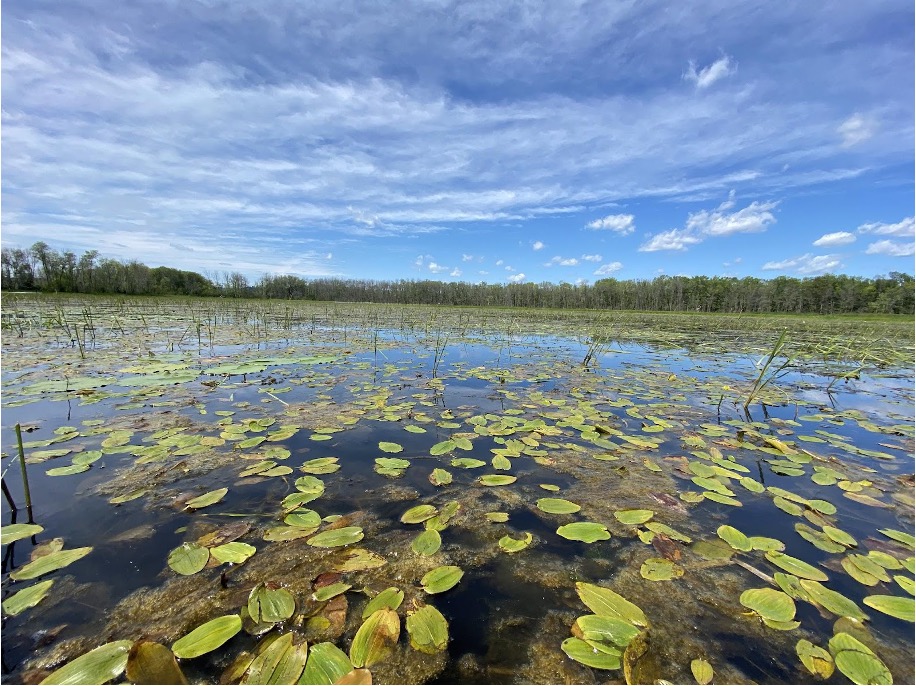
2;1;913;284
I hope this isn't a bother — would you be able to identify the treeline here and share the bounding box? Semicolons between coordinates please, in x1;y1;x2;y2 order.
2;242;913;314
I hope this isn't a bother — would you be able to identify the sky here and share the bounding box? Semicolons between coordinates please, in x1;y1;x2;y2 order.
2;1;914;285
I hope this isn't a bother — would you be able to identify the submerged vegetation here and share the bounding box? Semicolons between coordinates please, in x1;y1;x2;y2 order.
1;294;913;684
3;241;915;314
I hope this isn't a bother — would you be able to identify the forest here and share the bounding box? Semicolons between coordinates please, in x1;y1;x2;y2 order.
2;241;913;314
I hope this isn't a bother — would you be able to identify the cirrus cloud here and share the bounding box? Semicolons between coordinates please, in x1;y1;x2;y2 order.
761;253;842;274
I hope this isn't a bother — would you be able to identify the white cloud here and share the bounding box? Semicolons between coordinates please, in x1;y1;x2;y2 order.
427;261;448;273
532;240;545;251
593;261;623;276
461;253;474;261
477;270;489;276
581;254;603;262
864;240;914;257
325;252;333;259
545;256;579;266
838;114;875;147
450;267;462;277
640;195;777;251
504;265;516;272
761;253;842;274
684;55;735;89
507;273;526;283
858;217;914;237
813;231;855;247
585;214;634;234
495;259;504;266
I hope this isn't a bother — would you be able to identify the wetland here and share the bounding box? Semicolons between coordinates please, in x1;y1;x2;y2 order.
1;294;913;684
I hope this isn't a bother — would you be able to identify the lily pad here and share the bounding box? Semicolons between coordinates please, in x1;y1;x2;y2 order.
430;440;456;456
401;505;439;524
300;457;341;475
300;642;353;685
429;468;452;486
209;542;256;565
421;565;464;594
862;595;914;622
284;510;322;529
640;557;683;581
560;637;621;670
362;588;405;619
799;579;868;620
241;632;308;685
717;525;751;552
613;510;654;525
184;488;228;510
248;583;296;623
406;604;449;654
451;458;486;469
2;580;54;617
828;632;892;685
739;588;796;622
796;639;834;678
690;658;714;685
764;551;829;581
557;522;611;543
349;608;400;668
573;615;640;646
479;474;517;486
125;641;188;685
536;498;581;515
412;529;442;556
1;523;44;544
47;464;91;477
39;640;133;685
10;546;93;581
485;512;509;523
307;527;364;548
168;543;210;575
378;442;403;453
575;582;648;627
172;615;243;659
499;532;533;553
313;582;351;602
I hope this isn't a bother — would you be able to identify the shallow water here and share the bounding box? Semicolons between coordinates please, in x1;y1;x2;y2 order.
1;296;913;684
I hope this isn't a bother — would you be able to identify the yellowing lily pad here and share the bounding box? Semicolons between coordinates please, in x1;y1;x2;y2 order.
499;532;533;553
640;557;683;581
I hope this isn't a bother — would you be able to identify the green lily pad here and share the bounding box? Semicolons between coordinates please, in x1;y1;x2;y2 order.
401;505;439;524
429;468;452;486
640;557;683;581
421;565;464;594
717;525;751;552
313;582;352;602
645;522;692;543
499;532;533;553
796;639;834;678
451;458;486;469
823;525;857;548
691;658;714;685
575;582;648;627
406;604;449;654
300;458;341;475
300;642;353;685
878;528;915;550
209;542;256;565
862;595;914;622
479;474;517;486
539;484;561;492
294;476;325;498
560;637;621;670
46;464;91;477
39;640;133;685
248;583;296;623
241;632;307;685
764;551;829;581
172;615;242;659
573;615;640;646
10;546;93;581
485;512;509;523
184;488;228;510
739;588;796;622
307;527;364;548
284;510;322;529
378;442;403;453
430;440;456;456
2;580;54;617
613;510;654;525
748;536;785;552
350;608;400;668
828;633;892;685
168;543;210;575
536;498;581;515
362;588;405;619
374;458;410;477
412;529;442;556
799;579;868;620
1;523;44;544
557;522;611;543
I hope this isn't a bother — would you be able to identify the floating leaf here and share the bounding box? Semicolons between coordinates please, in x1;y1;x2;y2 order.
185;488;228;510
412;529;442;556
126;641;188;685
451;458;486;469
429;468;452;486
313;582;352;602
46;464;91;476
499;532;533;553
799;580;868;620
575;582;648;627
828;633;892;685
2;580;54;617
645;522;692;543
363;588;405;619
894;575;915;596
764;551;829;582
640;557;683;581
301;642;353;685
1;523;44;544
479;474;517;486
536;498;581;515
172;615;243;659
39;640;133;685
406;604;449;654
796;639;834;679
795;523;846;553
294;476;326;498
613;510;654;525
430;440;456;456
560;637;621;670
333;549;387;573
878;528;915;550
862;595;914;622
241;632;308;685
248;583;296;623
573;615;640;646
401;505;438;524
284;510;322;529
350;608;400;668
10;546;93;581
301;458;341;475
378;442;403;454
717;525;751;552
740;588;796;623
421;565;464;594
308;527;364;548
485;512;509;523
690;658;714;685
558;522;611;543
539;484;561;492
748;536;785;552
168;543;210;575
210;542;256;565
